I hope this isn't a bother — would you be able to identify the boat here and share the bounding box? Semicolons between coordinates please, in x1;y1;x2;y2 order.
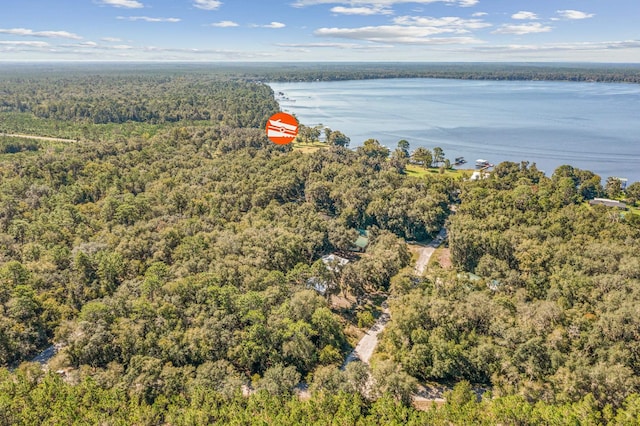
475;159;492;169
454;156;466;165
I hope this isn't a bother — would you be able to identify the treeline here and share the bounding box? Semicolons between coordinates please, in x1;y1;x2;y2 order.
253;63;640;84
1;63;639;88
0;136;40;154
3;367;640;425
382;161;640;409
0;74;278;126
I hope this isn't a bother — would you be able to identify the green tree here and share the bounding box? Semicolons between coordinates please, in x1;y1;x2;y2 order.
605;176;623;199
390;148;409;174
371;360;418;405
257;364;301;396
327;130;350;147
411;147;432;168
397;139;410;156
343;361;370;396
296;124;321;143
433;146;445;165
359;138;389;159
625;181;640;205
310;365;343;394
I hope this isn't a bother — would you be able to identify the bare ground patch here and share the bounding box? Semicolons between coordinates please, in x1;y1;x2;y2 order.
435;247;452;269
330;294;355;310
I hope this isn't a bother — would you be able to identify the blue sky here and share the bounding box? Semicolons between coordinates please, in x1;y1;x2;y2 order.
0;0;638;62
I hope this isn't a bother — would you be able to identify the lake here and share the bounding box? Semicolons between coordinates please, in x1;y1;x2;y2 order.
269;78;640;183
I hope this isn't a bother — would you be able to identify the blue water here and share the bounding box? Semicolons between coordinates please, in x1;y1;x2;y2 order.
270;79;640;183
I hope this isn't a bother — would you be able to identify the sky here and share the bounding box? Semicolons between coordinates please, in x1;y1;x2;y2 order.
0;0;638;62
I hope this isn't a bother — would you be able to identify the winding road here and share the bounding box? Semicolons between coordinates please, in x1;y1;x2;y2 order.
342;227;447;368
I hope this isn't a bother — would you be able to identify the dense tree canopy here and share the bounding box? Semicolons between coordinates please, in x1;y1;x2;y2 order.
0;74;277;127
1;67;640;423
382;161;640;409
0;73;453;383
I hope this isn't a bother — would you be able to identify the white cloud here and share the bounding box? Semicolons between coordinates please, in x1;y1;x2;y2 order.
277;42;393;49
117;16;181;22
102;37;123;42
393;16;491;32
193;0;222;10
139;46;273;59
556;10;595;20
260;22;286;29
294;0;477;7
472;12;487;17
99;0;144;8
476;40;640;53
112;44;134;49
210;21;239;27
0;28;82;40
0;40;50;47
493;22;552;35
33;31;82;39
315;10;490;44
512;11;538;20
315;25;481;44
330;6;392;15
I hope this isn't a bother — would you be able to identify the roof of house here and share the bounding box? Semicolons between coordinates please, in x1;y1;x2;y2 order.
589;198;627;209
307;277;328;295
321;254;349;267
353;229;370;249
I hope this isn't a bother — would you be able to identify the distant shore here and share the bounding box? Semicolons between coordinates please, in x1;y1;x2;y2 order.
1;62;639;85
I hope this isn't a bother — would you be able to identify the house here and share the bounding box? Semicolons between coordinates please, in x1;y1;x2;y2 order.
459;272;501;291
321;254;349;271
612;177;628;190
307;277;329;296
307;254;350;295
589;198;627;210
470;170;489;181
351;229;370;252
488;279;502;291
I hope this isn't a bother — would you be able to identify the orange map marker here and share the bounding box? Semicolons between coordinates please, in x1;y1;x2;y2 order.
266;112;298;145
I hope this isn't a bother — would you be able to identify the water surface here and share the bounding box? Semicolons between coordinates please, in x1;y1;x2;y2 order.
270;79;640;182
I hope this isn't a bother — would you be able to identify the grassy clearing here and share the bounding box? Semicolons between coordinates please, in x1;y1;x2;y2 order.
428;246;452;270
584;199;639;217
0;112;215;142
291;141;327;154
405;163;473;180
287;143;475;183
427;246;444;268
407;244;422;265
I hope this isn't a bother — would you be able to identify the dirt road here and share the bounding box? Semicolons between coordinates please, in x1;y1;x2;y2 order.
413;227;447;276
1;133;76;143
342;302;390;367
343;227;447;368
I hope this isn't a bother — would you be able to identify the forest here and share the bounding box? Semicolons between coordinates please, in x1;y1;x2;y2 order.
246;62;640;84
1;66;640;424
382;162;640;407
2;62;640;87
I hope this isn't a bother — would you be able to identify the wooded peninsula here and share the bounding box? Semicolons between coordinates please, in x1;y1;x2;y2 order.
1;64;639;425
